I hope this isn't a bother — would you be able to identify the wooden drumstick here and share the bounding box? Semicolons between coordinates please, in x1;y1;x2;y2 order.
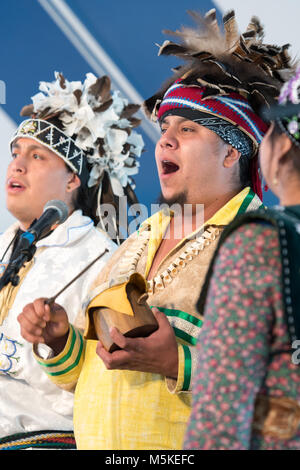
45;248;109;306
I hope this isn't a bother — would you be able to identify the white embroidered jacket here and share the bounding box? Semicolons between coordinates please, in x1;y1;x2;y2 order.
0;210;116;438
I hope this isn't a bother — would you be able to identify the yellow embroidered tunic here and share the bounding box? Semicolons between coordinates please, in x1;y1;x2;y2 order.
36;188;262;449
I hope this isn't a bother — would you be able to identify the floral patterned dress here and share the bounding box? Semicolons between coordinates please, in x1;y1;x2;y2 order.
184;221;300;450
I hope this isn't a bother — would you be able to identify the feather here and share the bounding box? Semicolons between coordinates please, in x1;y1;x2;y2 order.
97;137;105;157
195;77;226;94
223;10;239;52
93;98;113;113
158;40;190;57
37;108;60;120
88;75;111;102
128;117;142;128
144;8;296;119
246;16;264;39
58;73;66;89
188;8;221;37
20;104;34;116
191;51;214;60
120;104;141;119
73;89;82;105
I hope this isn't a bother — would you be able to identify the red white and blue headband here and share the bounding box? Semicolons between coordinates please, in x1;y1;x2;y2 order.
157;81;268;158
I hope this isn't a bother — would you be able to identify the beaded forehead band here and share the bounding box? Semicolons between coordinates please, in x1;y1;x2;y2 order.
10;118;88;182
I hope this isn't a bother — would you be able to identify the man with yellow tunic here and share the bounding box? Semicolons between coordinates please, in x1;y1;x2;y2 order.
17;9;293;449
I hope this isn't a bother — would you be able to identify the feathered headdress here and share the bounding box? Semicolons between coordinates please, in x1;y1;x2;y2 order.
144;9;296;198
10;72;145;241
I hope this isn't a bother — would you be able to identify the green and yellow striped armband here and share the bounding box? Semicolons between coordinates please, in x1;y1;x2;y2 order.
150;306;203;346
34;324;85;386
166;343;192;393
151;306;202;393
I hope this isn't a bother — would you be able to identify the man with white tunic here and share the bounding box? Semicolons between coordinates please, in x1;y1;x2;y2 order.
0;72;144;449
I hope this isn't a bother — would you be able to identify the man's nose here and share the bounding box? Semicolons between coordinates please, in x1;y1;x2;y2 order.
10;154;27;174
159;127;179;149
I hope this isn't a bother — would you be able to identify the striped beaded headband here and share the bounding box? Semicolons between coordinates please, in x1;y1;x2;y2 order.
157;81;268;158
161;108;254;159
10;118;89;184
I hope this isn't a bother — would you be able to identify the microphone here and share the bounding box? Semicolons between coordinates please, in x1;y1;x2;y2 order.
20;200;69;247
0;200;69;289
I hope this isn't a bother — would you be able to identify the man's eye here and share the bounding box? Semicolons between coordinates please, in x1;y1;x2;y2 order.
33;154;42;160
160;127;167;134
11;153;18;159
182;127;194;132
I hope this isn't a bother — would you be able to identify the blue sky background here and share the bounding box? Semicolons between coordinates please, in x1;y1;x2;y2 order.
0;0;291;230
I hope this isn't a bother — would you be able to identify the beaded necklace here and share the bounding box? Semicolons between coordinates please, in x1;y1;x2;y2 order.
115;225;221;296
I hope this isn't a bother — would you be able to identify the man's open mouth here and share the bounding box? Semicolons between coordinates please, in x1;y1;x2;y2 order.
7;179;26;191
161;160;179;175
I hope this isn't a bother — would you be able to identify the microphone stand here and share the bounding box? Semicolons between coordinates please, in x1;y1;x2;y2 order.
0;237;37;291
0;200;68;292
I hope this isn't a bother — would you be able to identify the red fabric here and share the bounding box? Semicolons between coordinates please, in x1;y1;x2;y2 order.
250;155;263;201
157;84;268;145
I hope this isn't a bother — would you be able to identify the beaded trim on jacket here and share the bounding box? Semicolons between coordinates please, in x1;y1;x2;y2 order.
115;225;221;295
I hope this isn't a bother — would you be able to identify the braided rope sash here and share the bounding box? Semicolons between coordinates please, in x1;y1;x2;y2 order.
0;430;76;450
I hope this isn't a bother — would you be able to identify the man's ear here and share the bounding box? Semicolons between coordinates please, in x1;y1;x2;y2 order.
277;133;293;165
223;146;241;168
66;173;81;193
269;132;293;175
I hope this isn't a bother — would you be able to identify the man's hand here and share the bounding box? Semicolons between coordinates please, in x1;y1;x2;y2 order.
17;298;70;355
96;308;178;379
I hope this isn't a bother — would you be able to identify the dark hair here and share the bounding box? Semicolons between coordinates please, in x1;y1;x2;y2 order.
269;120;300;174
238;155;251;188
65;163;100;226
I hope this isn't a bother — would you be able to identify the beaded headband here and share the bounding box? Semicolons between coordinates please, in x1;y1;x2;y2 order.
10;118;89;183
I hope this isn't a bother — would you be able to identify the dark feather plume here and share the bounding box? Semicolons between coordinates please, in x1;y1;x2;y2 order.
144;9;296;119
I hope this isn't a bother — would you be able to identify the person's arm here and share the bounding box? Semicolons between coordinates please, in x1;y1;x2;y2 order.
18;298;85;390
18;299;69;352
33;324;85;391
184;223;281;450
154;307;203;394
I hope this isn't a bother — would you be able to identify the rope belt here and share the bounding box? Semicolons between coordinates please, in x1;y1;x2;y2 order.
0;430;76;450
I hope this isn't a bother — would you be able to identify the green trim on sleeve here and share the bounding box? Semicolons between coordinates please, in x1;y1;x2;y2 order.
172;327;198;346
37;324;78;369
35;324;84;376
182;344;192;391
150;306;203;346
151;306;203;328
46;332;84;376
